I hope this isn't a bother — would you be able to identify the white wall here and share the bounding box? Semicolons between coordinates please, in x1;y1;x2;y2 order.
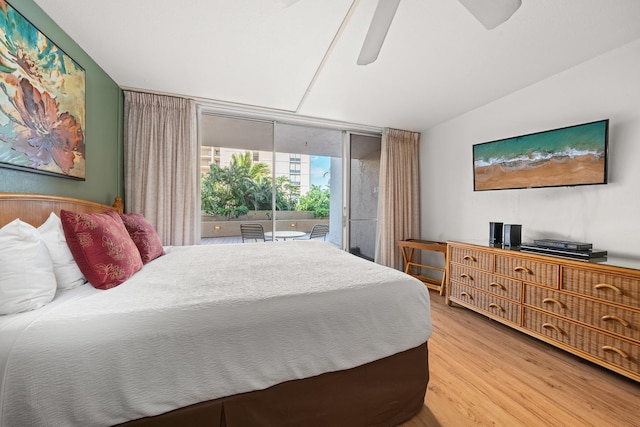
420;38;640;259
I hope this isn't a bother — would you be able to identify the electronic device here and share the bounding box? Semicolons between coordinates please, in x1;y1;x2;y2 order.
533;239;592;251
489;222;503;245
520;244;607;259
503;224;521;247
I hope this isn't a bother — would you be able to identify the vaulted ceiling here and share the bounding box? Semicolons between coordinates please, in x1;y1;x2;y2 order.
33;0;640;130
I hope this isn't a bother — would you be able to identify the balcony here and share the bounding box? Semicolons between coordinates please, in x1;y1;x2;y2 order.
201;210;329;242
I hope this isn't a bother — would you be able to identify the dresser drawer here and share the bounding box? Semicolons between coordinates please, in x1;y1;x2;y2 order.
524;284;640;342
495;254;559;287
524;308;640;374
445;241;640;382
449;245;493;271
450;264;522;301
563;267;640;307
449;282;520;325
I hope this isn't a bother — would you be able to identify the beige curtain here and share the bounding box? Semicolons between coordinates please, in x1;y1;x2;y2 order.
123;91;198;246
375;128;421;270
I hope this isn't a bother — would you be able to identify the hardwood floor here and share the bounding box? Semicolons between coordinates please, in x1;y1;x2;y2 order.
402;291;640;427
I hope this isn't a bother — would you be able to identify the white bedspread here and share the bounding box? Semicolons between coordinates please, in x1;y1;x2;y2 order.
0;241;431;427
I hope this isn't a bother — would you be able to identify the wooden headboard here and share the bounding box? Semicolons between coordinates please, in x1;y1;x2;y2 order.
0;193;123;228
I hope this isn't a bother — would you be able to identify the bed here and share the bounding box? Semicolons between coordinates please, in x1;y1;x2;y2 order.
0;193;432;427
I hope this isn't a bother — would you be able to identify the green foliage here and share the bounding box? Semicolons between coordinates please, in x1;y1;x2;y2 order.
295;185;330;218
275;176;299;211
201;152;300;218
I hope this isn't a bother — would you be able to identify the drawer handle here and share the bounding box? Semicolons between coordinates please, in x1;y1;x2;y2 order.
460;292;473;300
602;346;629;359
460;273;474;280
514;266;533;275
601;315;631;328
463;255;477;262
542;323;564;335
594;283;623;295
490;282;506;291
542;298;565;309
489;303;504;312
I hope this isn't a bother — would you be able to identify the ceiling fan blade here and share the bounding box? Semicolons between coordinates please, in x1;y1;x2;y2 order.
357;0;401;66
274;0;299;7
457;0;522;30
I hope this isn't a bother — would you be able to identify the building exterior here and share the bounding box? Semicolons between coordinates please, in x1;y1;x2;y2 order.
200;147;311;195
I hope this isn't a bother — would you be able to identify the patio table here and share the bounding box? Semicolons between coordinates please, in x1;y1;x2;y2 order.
265;231;307;241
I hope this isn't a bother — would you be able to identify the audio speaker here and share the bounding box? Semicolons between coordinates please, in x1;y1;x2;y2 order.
503;224;522;247
489;222;503;245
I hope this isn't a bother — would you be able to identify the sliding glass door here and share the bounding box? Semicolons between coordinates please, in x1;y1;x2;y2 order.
198;113;380;255
199;114;344;247
200;114;274;242
273;123;342;246
346;133;381;261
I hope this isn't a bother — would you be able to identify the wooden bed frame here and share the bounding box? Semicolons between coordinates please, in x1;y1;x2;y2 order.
0;192;429;426
0;192;123;227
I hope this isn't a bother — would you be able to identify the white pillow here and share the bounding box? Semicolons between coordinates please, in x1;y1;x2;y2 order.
0;219;57;315
38;213;86;290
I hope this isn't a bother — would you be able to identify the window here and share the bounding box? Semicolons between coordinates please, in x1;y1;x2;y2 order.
200;115;358;250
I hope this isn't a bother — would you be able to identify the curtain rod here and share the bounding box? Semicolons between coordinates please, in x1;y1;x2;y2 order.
121;86;383;135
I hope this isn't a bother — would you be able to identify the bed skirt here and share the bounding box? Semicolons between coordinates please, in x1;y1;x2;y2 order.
118;342;429;427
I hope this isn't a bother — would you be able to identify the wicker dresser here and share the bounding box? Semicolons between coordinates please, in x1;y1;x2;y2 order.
446;241;640;382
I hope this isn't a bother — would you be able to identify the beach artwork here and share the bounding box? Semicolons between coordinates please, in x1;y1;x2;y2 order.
0;1;86;180
473;120;608;191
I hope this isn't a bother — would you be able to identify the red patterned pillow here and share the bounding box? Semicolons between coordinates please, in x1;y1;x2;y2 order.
60;209;143;289
120;213;165;264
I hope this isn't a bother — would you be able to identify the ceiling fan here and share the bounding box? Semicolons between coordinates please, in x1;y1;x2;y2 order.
276;0;522;65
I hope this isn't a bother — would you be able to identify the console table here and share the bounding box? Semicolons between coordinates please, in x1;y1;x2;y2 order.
398;239;448;295
446;241;640;382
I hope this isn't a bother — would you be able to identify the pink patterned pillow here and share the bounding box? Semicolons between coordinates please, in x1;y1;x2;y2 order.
120;213;165;264
60;209;143;290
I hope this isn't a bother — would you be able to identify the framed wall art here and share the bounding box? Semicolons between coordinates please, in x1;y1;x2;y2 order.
0;1;86;180
473;119;609;191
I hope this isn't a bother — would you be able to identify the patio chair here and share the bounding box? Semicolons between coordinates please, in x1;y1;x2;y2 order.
308;224;329;240
240;223;268;242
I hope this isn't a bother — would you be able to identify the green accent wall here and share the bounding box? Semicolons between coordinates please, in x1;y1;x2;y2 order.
0;0;123;206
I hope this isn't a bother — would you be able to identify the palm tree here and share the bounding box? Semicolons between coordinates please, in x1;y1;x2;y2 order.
201;151;297;217
228;152;272;210
231;152;271;181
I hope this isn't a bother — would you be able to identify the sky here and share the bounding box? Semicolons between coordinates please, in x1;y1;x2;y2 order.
310;155;330;188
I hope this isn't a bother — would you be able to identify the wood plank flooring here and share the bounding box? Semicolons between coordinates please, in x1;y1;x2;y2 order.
402;291;640;427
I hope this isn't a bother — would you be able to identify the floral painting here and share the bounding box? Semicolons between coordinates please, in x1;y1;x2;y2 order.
0;0;85;179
